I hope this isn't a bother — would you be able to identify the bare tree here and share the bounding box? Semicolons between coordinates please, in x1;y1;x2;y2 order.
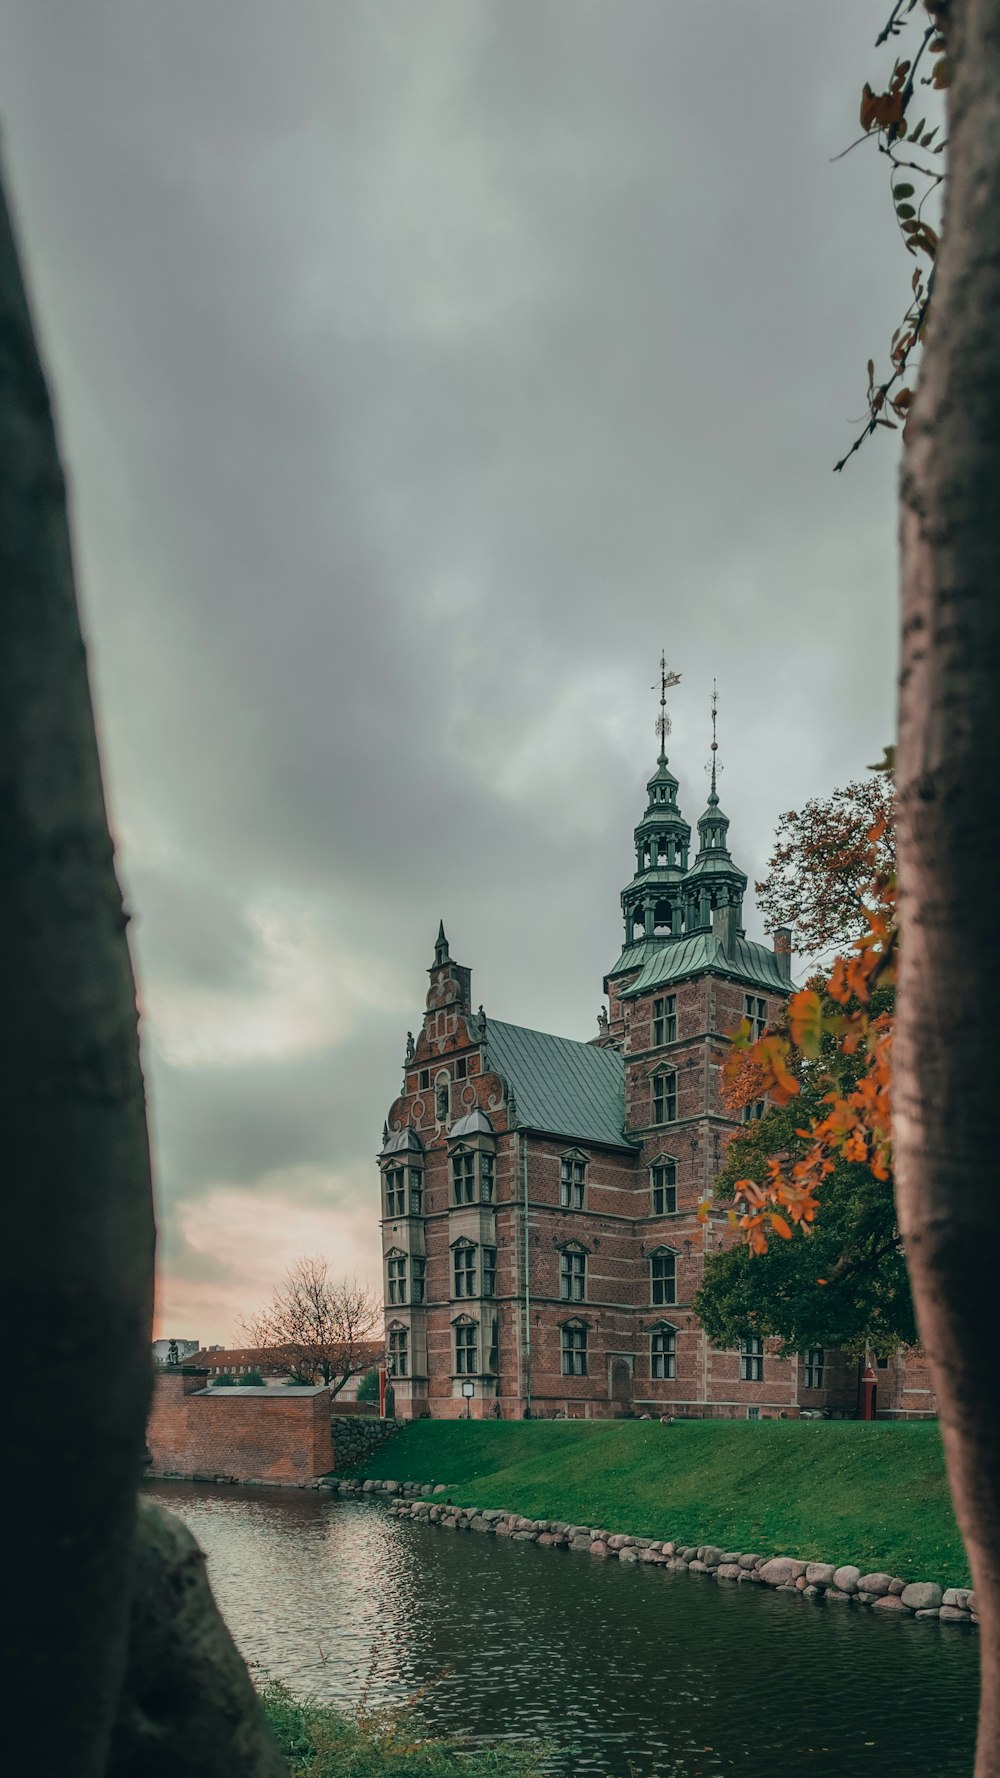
243;1257;381;1393
895;3;1000;1775
0;160;285;1775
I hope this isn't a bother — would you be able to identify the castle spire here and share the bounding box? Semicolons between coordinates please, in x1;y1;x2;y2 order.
653;651;682;763
685;680;747;944
708;678;720;803
433;920;450;967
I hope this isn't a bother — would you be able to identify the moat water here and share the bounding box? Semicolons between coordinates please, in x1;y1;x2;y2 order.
146;1480;979;1777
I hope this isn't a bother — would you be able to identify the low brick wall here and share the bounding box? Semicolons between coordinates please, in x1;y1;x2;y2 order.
148;1371;333;1485
331;1414;401;1470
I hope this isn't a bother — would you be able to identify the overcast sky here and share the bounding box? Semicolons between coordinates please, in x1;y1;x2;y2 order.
4;2;909;1344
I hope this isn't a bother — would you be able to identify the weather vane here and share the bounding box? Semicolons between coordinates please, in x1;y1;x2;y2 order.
653;651;681;757
706;678;722;796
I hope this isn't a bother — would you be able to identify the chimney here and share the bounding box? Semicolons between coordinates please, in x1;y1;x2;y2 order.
711;903;738;954
773;926;792;982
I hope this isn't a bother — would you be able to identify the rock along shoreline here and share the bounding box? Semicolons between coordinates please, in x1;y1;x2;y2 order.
322;1475;978;1630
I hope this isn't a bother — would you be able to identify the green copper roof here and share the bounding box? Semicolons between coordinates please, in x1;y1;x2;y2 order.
619;932;791;998
483;1019;630;1151
605;937;669;981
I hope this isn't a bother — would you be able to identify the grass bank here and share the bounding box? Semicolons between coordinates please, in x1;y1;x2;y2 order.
260;1680;546;1776
341;1419;969;1585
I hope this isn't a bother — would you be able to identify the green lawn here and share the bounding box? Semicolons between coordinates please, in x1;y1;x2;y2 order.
340;1419;969;1585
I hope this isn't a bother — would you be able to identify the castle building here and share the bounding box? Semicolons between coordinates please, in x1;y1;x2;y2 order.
377;678;924;1421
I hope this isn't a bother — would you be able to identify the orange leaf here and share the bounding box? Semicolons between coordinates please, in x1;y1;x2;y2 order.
769;1213;793;1240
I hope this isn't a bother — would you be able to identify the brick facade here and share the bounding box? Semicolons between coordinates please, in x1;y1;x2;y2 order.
379;746;933;1424
146;1371;334;1483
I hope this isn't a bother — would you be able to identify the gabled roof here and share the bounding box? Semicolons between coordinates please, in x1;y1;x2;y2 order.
619;931;791;998
483;1019;630;1151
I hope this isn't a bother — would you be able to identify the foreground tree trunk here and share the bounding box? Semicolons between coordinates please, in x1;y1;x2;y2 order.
0;163;286;1774
896;4;1000;1773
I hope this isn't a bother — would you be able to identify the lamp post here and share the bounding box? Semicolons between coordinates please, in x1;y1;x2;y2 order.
461;1380;474;1420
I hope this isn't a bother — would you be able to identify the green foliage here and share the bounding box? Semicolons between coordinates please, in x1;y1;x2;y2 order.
343;1419;969;1583
356;1368;381;1405
237;1370;266;1387
259;1680;546;1777
700;979;913;1355
210;1374;235;1387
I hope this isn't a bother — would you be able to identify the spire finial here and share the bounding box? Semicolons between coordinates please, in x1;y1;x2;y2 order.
433;920;450;967
652;651;682;762
707;678;722;802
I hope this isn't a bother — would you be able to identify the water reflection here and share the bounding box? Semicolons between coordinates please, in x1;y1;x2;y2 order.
146;1481;978;1777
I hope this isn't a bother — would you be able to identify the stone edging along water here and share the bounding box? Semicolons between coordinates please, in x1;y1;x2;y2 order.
323;1476;978;1630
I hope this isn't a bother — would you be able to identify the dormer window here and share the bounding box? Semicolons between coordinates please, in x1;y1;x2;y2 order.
559;1152;587;1209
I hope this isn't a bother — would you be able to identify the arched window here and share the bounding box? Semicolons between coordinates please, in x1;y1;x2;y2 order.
651;1323;676;1380
650;1247;677;1307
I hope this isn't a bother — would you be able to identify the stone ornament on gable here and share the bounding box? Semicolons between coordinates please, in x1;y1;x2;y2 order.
405;1032;416;1061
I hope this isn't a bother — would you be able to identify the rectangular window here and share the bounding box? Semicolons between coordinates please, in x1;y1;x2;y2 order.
488;1316;499;1373
651;1251;676;1306
804;1346;825;1389
653;1072;677;1126
411;1257;426;1305
740;1336;764;1382
561;1323;588;1377
744;994;767;1040
456;1057;468;1080
560;1249;586;1302
559;1156;586;1209
651;1326;676;1380
455;1323;478;1374
453;1245;477;1298
408;1171;423;1215
747;1405;760;1421
452;1151;476;1205
651;1162;677;1216
482;1248;497;1298
876;1355;889;1370
388;1327;408;1378
741;1099;766;1124
385;1168;406;1216
419;1069;430;1090
387;1254;407;1305
653;993;677;1046
480;1152;495;1204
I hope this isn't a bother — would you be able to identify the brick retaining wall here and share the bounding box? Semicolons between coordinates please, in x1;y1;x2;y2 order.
147;1371;333;1484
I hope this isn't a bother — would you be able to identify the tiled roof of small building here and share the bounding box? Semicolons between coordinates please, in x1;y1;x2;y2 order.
619;931;790;998
483;1019;630;1151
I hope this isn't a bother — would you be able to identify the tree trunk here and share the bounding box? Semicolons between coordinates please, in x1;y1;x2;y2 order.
0;161;287;1776
896;4;1000;1773
0;159;156;1775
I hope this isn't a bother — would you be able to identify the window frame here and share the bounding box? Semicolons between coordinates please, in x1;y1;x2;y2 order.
803;1346;825;1390
559;1244;587;1303
451;1147;476;1205
652;1070;677;1126
386;1249;407;1306
387;1324;408;1379
411;1256;426;1305
740;1335;764;1382
744;994;768;1041
452;1240;477;1299
650;1157;677;1216
561;1320;588;1377
454;1319;478;1375
650;1322;677;1380
650;1246;677;1307
482;1247;497;1298
559;1150;588;1210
